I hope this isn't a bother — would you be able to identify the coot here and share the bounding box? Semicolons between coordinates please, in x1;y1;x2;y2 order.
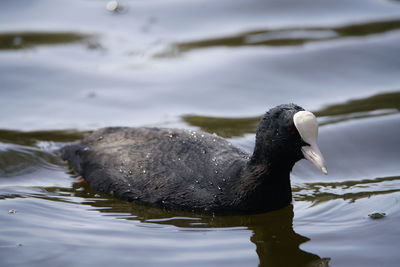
60;104;327;214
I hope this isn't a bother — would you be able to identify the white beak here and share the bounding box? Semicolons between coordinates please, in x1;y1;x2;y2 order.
293;111;328;175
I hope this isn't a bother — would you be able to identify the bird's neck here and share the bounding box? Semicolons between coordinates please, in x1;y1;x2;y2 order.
231;160;293;213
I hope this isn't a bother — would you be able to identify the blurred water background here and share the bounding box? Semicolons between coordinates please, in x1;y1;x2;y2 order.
1;0;400;266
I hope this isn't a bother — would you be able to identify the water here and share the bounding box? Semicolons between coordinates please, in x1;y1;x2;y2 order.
1;0;400;266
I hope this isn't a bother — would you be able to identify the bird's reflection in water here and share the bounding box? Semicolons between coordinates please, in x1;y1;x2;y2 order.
70;183;329;267
247;206;330;267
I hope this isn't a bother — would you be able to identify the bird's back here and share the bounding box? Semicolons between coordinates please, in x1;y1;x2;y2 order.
61;127;248;212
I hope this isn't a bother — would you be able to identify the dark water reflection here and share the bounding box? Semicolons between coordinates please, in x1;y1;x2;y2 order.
160;19;400;57
0;129;86;146
1;176;328;266
0;32;92;50
76;187;329;267
184;91;400;138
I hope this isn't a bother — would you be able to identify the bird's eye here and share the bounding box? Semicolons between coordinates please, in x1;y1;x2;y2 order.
288;128;296;135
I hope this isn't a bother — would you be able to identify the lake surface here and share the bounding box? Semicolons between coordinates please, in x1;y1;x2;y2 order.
1;0;400;266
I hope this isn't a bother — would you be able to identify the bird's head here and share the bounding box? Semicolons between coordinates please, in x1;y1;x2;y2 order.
253;104;327;174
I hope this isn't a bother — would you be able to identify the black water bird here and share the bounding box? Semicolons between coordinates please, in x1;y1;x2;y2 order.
60;104;327;214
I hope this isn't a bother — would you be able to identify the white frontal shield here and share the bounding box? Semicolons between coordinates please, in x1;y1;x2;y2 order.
293;111;327;175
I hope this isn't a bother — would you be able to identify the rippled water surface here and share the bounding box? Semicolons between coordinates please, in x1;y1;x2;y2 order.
1;0;400;266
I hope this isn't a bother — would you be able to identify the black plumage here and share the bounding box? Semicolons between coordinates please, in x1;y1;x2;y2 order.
60;104;308;214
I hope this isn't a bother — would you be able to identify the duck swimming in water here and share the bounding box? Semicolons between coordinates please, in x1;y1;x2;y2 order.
60;104;327;214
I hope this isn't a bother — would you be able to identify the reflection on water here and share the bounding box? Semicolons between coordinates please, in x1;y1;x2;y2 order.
158;19;400;56
184;91;400;138
293;176;400;205
0;32;92;50
183;115;259;138
4;175;329;266
90;193;329;266
0;129;86;146
315;91;400;116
